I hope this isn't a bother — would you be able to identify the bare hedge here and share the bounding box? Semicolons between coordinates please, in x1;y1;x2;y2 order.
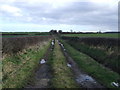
2;36;51;54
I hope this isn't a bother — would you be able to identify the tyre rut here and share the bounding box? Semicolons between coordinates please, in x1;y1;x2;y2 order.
25;40;54;88
58;40;105;88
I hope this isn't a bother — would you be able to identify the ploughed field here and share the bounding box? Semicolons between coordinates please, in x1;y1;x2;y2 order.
1;32;120;88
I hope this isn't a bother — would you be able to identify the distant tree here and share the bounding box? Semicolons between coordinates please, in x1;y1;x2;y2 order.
49;29;57;34
50;29;53;32
58;30;62;34
53;30;57;34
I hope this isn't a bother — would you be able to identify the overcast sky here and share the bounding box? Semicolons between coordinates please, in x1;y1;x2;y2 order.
0;0;119;32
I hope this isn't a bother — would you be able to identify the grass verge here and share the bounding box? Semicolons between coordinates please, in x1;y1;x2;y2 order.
51;40;78;88
67;41;119;74
2;40;51;88
61;40;120;88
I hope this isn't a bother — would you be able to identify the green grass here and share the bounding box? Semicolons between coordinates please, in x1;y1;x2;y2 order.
61;40;120;88
2;40;51;88
62;33;119;38
67;41;120;74
51;40;78;88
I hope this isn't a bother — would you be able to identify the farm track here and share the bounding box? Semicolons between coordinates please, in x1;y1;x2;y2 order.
59;40;105;88
25;43;53;88
25;39;105;88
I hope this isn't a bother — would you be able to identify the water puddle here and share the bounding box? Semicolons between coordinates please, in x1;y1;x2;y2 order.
76;74;95;83
76;74;101;88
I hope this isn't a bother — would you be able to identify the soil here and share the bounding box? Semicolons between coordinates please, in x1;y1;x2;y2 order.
59;41;105;88
25;44;53;88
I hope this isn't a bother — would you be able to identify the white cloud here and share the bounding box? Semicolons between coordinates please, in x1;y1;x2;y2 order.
0;0;16;3
90;0;119;8
0;0;118;32
27;17;32;22
0;4;23;16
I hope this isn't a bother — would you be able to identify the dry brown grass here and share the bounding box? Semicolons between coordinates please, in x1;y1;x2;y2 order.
2;36;51;55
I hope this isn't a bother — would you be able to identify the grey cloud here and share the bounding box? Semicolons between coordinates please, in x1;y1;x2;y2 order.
0;1;118;31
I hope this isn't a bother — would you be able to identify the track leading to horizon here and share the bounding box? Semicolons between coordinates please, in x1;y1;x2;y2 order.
24;39;106;88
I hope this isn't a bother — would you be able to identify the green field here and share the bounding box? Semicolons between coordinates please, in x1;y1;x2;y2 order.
62;33;119;38
2;35;50;38
1;32;50;38
2;32;50;35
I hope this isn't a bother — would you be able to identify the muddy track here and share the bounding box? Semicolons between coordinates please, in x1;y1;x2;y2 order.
24;39;105;88
58;40;105;88
25;41;54;88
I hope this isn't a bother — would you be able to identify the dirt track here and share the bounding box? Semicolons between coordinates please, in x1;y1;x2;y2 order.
59;40;104;88
25;39;105;88
25;43;53;88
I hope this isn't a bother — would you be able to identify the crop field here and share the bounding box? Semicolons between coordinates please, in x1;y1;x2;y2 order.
2;32;50;35
62;33;119;38
1;32;120;89
2;32;51;38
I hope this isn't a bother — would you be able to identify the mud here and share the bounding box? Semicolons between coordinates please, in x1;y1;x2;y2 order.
25;40;54;88
59;41;105;88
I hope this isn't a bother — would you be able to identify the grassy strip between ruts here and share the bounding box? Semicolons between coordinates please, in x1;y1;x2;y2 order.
61;40;120;88
2;40;51;88
51;40;78;88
